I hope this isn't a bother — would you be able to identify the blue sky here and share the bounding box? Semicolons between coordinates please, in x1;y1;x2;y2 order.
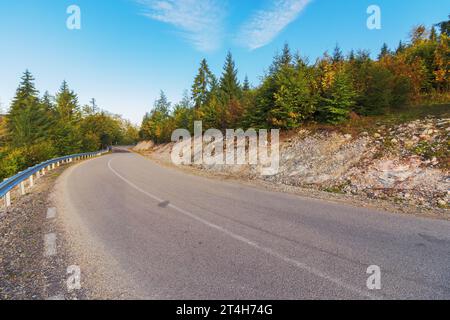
0;0;447;124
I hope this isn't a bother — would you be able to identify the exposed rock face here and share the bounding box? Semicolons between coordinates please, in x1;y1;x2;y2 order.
264;132;370;186
262;117;449;208
133;140;155;152
140;117;449;210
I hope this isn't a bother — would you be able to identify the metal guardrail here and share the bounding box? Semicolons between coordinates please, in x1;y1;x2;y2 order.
1;149;109;208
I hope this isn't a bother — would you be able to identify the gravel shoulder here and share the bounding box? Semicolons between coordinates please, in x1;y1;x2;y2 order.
0;165;76;299
0;157;140;300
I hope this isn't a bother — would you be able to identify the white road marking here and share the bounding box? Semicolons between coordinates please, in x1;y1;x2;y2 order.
44;233;57;256
107;158;379;299
46;207;57;219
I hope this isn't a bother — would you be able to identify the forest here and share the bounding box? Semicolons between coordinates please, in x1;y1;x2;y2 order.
140;19;449;143
0;74;139;180
1;18;448;181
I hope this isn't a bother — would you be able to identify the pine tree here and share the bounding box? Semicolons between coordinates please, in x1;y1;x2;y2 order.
242;75;251;91
218;52;243;128
378;43;390;59
436;15;450;36
153;90;171;116
192;59;215;109
396;41;406;54
318;70;356;124
140;91;172;143
53;81;82;154
280;43;293;67
41;91;54;111
429;26;438;41
56;80;79;120
269;43;293;74
348;50;355;61
270;63;316;129
332;44;344;63
7;70;48;147
173;91;193;132
219;52;241;102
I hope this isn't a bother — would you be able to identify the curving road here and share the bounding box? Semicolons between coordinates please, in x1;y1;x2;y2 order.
56;151;450;299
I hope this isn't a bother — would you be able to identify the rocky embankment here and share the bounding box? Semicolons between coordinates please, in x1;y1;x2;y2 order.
135;117;449;212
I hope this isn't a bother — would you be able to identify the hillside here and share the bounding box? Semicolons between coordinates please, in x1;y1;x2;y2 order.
135;107;449;214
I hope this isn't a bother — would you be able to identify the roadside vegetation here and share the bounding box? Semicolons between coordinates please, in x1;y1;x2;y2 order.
139;19;449;144
0;73;139;180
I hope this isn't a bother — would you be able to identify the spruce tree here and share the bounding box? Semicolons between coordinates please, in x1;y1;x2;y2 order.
396;41;406;54
7;70;47;147
429;26;438;41
56;80;79;120
242;75;251;91
332;44;344;63
192;59;215;109
269;43;293;75
378;43;390;59
219;52;241;102
318;70;356;124
218;52;243;128
53;81;82;154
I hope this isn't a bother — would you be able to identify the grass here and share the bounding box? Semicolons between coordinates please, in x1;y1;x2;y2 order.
290;103;450;137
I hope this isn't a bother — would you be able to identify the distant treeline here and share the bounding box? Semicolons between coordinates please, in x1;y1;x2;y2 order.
140;18;449;143
0;72;139;180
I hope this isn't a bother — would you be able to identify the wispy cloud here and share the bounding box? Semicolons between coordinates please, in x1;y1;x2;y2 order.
236;0;311;50
137;0;226;52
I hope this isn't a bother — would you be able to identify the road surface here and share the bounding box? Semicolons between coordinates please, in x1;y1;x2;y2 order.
56;151;450;299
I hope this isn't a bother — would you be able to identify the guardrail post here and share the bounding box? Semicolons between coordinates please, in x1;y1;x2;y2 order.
20;181;25;195
29;175;34;187
4;192;11;207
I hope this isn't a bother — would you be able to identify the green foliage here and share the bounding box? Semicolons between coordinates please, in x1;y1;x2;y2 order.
359;64;395;115
7;70;49;148
139;18;449;145
271;64;316;128
219;52;242;103
0;148;27;180
0;71;139;180
140;91;173;143
192;59;216;109
317;70;356;124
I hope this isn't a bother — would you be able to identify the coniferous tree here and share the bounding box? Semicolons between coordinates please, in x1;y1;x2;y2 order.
429;26;438;41
348;50;356;61
219;52;242;128
270;60;317;129
192;59;215;109
55;81;80;121
378;43;390;59
332;44;344;63
7;70;48;147
219;52;241;102
140;91;172;143
317;70;356;123
173;91;194;132
396;41;406;54
53;81;82;154
242;75;251;91
435;15;450;35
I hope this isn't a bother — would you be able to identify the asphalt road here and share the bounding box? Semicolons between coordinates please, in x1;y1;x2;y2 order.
57;152;450;299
